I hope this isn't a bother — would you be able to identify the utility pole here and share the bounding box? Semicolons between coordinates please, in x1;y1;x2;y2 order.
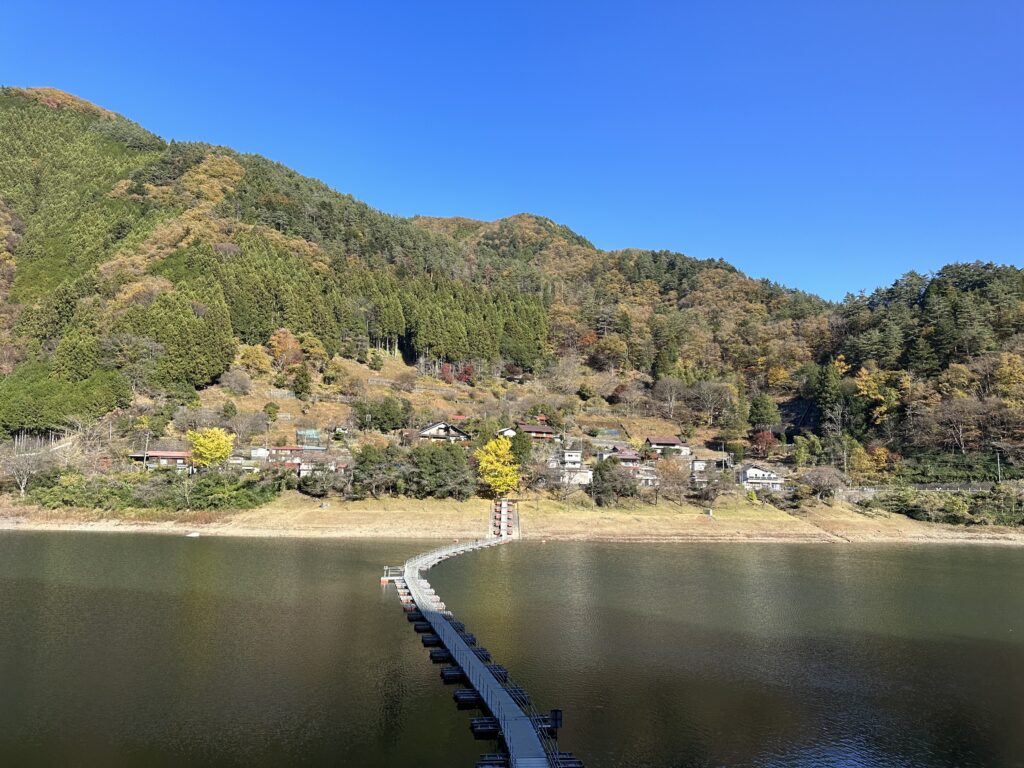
996;448;1002;484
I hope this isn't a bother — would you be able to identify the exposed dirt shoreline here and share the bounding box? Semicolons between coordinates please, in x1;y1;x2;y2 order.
2;493;1022;546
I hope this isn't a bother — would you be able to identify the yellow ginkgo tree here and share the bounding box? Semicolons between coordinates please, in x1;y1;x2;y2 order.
474;437;520;498
186;427;235;469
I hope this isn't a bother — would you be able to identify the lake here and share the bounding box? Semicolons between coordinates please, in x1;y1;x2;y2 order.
1;533;1022;767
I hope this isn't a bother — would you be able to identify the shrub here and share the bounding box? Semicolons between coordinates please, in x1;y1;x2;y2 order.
589;458;638;507
219;367;252;395
352;396;412;432
30;469;286;511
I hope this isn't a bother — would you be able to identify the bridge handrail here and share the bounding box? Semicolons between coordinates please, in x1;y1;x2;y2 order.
403;538;552;767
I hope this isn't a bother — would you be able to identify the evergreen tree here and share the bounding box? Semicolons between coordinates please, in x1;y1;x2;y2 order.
907;335;940;378
509;430;533;466
749;393;781;430
816;361;844;414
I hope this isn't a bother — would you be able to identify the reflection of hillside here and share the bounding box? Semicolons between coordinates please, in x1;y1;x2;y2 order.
0;534;480;766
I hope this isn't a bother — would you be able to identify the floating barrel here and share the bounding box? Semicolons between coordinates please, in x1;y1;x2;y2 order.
472;647;492;662
459;632;477;645
448;620;466;631
475;754;509;768
429;649;452;663
486;664;508;682
401;603;417;612
413;622;432;633
421;634;442;647
440;666;465;684
406;611;424;622
470;716;500;739
453;688;481;709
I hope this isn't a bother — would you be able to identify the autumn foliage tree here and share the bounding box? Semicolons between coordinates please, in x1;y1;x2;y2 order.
186;427;235;468
474;437;520;497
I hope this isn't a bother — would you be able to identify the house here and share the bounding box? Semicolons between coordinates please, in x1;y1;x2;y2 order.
519;423;556;440
631;463;660;488
128;450;191;472
596;446;641;467
690;459;710;487
690;452;736;487
268;445;300;458
250;447;270;461
547;445;593;486
738;464;784;492
416;421;472;443
496;423;558;441
284;455;344;478
227;455;261;473
269;444;327;458
644;436;691;456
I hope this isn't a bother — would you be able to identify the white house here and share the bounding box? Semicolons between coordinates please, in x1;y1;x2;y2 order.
644;436;692;456
495;426;518;439
596;446;641;466
416;421;472;442
632;464;660;488
547;446;593;486
738;464;784;492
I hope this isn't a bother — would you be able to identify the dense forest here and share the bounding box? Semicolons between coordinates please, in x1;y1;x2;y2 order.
1;87;1022;485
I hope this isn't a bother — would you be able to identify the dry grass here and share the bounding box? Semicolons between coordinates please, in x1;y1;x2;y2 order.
4;491;1023;545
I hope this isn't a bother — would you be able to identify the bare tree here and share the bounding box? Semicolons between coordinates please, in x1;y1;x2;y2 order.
172;406;219;433
652;377;687;421
656;456;692;504
227;412;269;444
822;402;850;473
699;465;735;506
0;437;56;497
617;382;647;416
934;397;983;455
801;466;845;499
547;354;586;396
689;381;733;427
218;367;252;396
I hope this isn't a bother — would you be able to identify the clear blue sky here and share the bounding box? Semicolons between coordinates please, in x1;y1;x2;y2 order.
2;1;1021;299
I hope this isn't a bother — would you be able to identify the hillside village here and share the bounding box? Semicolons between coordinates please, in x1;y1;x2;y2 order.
0;88;1023;528
12;343;788;515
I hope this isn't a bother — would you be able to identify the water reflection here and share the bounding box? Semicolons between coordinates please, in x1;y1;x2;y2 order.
0;533;480;767
432;542;1024;768
1;535;1022;767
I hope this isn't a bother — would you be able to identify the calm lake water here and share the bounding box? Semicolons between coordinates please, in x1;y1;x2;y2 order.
1;533;1022;767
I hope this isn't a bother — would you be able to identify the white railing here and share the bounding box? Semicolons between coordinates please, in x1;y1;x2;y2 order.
402;539;553;768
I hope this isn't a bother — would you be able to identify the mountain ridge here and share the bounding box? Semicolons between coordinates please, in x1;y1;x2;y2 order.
0;86;1022;490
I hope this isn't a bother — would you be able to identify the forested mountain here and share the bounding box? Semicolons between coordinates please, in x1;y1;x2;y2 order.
0;87;1022;481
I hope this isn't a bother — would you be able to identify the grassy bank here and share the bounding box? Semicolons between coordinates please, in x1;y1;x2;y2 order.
3;492;1024;545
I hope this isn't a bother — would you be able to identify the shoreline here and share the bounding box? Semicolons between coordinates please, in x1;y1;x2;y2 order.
1;521;1021;546
2;493;1023;546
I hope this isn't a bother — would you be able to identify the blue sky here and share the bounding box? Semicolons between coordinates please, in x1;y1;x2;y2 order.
2;1;1021;299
